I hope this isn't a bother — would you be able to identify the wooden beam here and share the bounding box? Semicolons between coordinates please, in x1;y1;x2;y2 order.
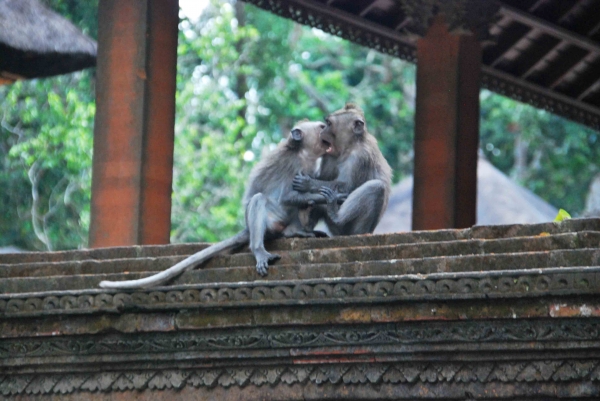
557;0;585;25
499;4;600;55
483;64;600;116
89;0;178;248
577;77;600;101
548;51;590;90
588;18;600;37
394;17;411;31
528;0;550;12
412;16;480;230
484;22;531;67
512;34;560;78
359;0;379;17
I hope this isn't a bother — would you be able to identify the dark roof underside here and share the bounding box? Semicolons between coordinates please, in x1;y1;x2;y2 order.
244;0;600;131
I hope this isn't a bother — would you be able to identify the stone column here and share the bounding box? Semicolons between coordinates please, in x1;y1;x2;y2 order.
89;0;179;247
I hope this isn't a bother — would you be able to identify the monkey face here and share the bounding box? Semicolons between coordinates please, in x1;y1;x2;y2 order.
320;117;336;155
321;106;366;157
289;121;327;156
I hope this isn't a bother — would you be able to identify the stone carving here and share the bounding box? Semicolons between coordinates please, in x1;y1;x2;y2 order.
3;360;600;395
400;0;500;40
2;319;600;359
1;267;597;317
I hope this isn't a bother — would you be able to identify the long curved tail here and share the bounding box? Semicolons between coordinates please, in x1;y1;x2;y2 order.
98;230;250;289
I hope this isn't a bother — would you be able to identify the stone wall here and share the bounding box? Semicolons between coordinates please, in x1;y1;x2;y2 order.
1;219;600;399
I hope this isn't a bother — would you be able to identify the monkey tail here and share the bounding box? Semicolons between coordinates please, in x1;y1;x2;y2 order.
98;230;250;289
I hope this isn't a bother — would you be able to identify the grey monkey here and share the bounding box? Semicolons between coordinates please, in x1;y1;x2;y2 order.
293;104;392;235
99;120;345;289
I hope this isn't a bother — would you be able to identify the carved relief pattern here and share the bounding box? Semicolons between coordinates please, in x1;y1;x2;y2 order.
1;269;597;317
2;360;600;395
482;72;600;130
2;319;600;359
400;0;500;40
245;0;417;62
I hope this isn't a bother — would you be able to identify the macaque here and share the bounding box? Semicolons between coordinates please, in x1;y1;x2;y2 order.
293;104;392;235
99;120;345;289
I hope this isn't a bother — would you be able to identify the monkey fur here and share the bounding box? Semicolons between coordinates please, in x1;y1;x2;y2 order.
99;120;343;289
293;104;392;235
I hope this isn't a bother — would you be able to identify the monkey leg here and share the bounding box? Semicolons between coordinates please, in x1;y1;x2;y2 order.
245;193;286;276
325;179;387;236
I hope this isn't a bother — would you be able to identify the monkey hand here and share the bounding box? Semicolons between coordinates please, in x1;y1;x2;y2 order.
319;186;337;205
293;173;313;193
336;193;348;204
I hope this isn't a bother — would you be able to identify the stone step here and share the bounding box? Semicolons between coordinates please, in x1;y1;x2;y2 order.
1;248;597;294
0;218;597;265
1;231;597;280
201;231;599;269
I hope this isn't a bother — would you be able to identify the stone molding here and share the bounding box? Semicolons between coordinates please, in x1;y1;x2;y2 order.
3;360;600;396
2;318;600;360
2;266;598;317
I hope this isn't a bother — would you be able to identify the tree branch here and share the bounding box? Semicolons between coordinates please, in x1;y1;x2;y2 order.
27;161;52;251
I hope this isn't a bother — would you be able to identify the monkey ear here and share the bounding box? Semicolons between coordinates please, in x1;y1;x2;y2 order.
353;119;365;136
291;128;303;142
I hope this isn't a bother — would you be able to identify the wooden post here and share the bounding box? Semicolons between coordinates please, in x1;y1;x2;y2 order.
412;15;481;230
89;0;179;247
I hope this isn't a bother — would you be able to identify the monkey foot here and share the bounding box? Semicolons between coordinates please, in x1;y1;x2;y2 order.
255;252;280;276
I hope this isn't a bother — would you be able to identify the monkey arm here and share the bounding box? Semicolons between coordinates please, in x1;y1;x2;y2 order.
319;187;342;233
282;191;346;207
292;173;349;194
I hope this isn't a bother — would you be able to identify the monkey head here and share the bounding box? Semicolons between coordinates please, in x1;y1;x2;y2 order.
288;119;327;155
321;103;366;157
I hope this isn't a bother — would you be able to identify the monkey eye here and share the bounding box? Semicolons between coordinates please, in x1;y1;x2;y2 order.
325;119;331;126
354;120;364;128
319;123;326;129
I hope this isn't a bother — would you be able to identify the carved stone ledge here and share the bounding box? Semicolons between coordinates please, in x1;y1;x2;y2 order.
2;318;600;361
1;266;599;317
2;359;600;396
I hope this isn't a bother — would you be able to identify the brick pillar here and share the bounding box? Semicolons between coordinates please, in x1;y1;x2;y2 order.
412;15;481;230
89;0;179;247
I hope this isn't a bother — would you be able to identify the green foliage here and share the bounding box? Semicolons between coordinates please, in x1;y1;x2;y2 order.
0;0;97;250
554;209;572;222
171;0;416;242
1;0;598;250
0;73;95;250
480;90;600;215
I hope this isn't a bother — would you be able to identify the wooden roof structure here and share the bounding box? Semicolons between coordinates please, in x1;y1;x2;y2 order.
245;0;600;130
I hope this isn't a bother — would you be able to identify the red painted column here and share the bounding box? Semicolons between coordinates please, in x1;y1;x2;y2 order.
412;16;481;230
89;0;178;248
